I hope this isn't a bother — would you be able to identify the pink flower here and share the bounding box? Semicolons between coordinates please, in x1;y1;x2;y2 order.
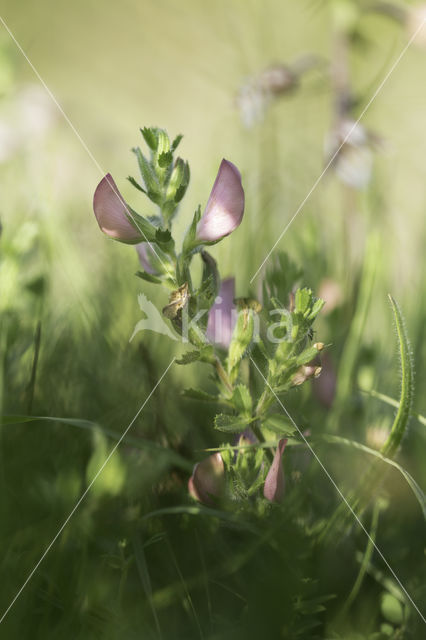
196;159;244;243
206;278;236;349
93;174;144;244
188;453;225;505
263;439;288;503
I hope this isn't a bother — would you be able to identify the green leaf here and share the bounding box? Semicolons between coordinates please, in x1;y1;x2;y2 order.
307;297;325;321
156;129;170;156
182;388;218;402
182;205;201;255
214;413;253;433
155;228;172;244
360;387;426;429
295;344;320;366
227;309;257;382
132;147;160;199
135;271;162;285
320;434;426;520
175;350;201;365
158;151;173;168
1;415;97;428
140;127;158;151
263;414;296;436
171;134;183;151
295;287;312;315
232;385;252;415
381;296;415;459
127;175;146;194
1;414;192;471
126;207;157;242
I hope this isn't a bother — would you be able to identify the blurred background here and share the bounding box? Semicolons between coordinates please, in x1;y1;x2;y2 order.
0;0;425;638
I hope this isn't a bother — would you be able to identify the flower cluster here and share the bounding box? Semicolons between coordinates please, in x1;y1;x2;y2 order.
92;127;325;507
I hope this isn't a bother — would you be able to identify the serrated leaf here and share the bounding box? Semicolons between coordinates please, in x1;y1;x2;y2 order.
176;350;201;365
307;297;325;320
182;388;218;402
133;147;160;199
155;228;172;244
295;345;320;366
214;413;253;433
140;127;158;151
227;309;256;381
232;385;252;415
127;175;146;194
158;151;173;168
156;129;170;156
263;414;296;436
171;134;183;151
295;287;312;315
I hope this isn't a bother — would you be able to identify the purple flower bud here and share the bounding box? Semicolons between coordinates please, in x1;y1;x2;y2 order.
196;160;244;243
136;242;159;274
263;439;287;503
188;453;225;505
93;174;144;244
206;278;236;349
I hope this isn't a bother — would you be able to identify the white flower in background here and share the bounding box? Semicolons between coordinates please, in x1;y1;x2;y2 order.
325;119;375;189
236;57;318;128
236;65;296;129
236;80;269;128
0;84;55;163
406;4;426;47
15;84;55;138
366;424;390;451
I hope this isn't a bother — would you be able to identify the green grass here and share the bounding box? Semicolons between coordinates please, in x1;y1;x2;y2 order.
0;1;425;637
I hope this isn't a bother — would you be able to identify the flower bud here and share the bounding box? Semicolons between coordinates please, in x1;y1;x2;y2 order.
195;159;244;243
206;278;236;349
165;157;190;203
264;439;287;503
136;242;161;275
188;453;225;505
93;174;144;244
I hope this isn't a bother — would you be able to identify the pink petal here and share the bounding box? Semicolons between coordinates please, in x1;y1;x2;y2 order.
206;278;236;349
188;453;225;505
196;159;244;242
93;174;143;244
136;242;158;274
263;439;288;503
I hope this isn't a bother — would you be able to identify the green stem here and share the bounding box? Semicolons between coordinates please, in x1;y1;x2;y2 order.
340;499;382;616
214;357;233;395
381;295;414;458
328;231;379;432
322;295;415;540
